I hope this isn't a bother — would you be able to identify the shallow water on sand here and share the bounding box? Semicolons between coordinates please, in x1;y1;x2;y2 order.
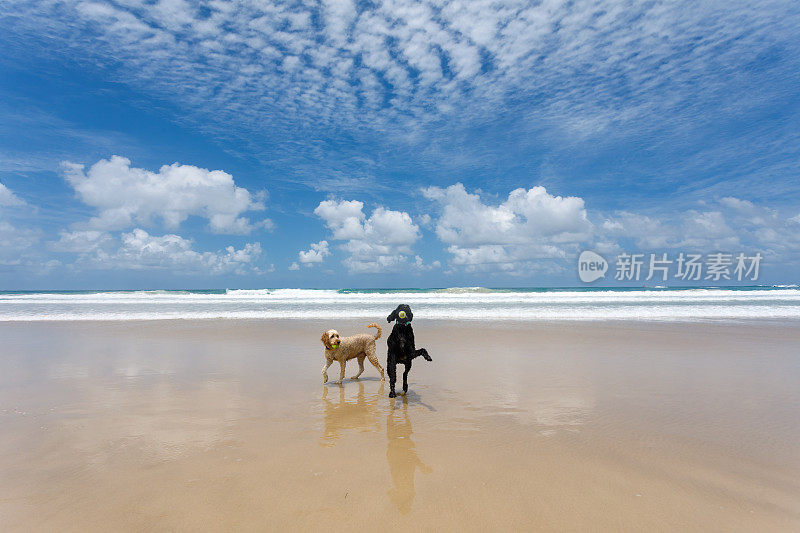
0;320;799;531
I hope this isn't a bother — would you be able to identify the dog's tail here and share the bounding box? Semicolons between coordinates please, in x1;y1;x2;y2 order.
367;323;382;340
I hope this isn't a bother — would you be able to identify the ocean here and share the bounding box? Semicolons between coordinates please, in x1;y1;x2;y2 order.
1;286;799;322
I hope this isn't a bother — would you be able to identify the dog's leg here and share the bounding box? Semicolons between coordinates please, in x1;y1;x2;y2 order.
402;362;411;394
335;359;346;384
388;363;397;398
351;355;365;379
365;345;385;381
322;357;333;383
414;348;432;361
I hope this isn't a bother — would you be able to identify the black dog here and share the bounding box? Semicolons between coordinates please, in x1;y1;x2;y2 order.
386;304;432;398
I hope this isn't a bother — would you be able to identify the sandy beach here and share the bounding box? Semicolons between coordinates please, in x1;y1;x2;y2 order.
1;319;799;531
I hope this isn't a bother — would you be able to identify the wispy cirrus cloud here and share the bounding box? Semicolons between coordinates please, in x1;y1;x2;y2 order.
5;0;799;194
8;0;794;126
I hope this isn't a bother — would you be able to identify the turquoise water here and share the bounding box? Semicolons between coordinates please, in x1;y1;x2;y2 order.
0;285;794;295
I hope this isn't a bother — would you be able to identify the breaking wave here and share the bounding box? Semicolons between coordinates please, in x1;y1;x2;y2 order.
1;287;799;322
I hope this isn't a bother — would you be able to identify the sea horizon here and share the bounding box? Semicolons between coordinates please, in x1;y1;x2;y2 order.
1;284;797;294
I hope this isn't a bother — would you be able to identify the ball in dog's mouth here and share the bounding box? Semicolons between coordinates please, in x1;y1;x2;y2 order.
398;311;406;319
331;344;339;349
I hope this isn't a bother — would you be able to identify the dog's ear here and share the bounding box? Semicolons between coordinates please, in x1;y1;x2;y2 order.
387;308;398;323
320;331;331;349
406;308;413;322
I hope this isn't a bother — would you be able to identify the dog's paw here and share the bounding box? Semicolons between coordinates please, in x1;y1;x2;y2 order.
349;376;359;380
323;374;328;383
388;391;396;398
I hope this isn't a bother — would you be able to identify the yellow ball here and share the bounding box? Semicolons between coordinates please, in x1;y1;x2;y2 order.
398;311;406;319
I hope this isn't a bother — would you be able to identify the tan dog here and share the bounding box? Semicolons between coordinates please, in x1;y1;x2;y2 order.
321;324;385;384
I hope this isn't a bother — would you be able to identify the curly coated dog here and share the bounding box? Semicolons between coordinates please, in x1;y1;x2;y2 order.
321;323;385;384
386;304;432;398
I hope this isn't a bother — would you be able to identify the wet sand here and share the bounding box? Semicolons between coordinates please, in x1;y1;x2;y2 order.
0;319;799;531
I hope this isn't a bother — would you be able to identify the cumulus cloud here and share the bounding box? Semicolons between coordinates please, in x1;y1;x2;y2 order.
61;156;269;234
65;228;264;274
599;198;800;264
420;186;800;273
0;183;24;207
298;240;330;265
313;199;421;273
423;183;592;271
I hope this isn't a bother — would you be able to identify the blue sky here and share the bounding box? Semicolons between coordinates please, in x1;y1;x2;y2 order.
1;0;799;289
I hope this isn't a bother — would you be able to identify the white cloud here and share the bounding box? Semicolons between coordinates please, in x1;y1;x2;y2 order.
288;262;300;271
48;230;114;253
682;211;738;248
298;240;330;265
599;198;800;263
423;183;592;271
0;220;48;272
0;180;41;274
73;228;263;274
10;0;795;149
719;197;755;212
414;255;441;271
601;209;740;250
61;155;269;234
419;188;800;273
0;220;39;252
0;183;25;207
313;199;421;273
601;212;677;249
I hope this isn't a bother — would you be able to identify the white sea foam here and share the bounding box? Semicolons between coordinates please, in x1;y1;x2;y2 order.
1;288;800;322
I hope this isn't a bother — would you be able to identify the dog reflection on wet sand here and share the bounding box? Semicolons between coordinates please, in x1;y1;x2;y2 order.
386;396;432;514
320;381;384;446
319;382;432;513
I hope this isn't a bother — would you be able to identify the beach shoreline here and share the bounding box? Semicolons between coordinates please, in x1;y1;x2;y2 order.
1;319;799;531
2;287;800;322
